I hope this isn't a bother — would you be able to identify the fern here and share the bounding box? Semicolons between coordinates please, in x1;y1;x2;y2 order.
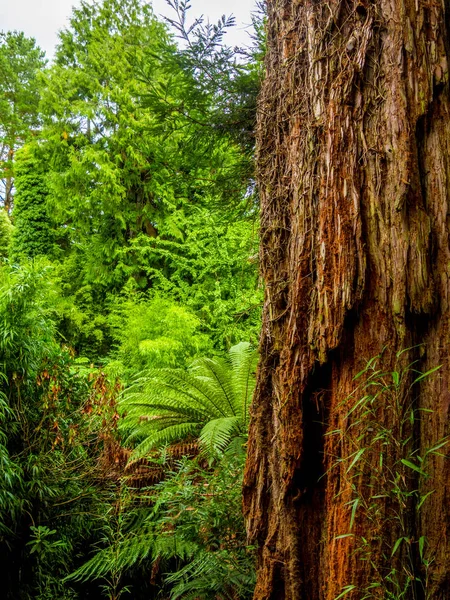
167;549;256;600
120;342;258;459
68;454;255;599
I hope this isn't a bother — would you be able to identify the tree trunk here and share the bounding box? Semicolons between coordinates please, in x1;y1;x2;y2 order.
243;1;450;599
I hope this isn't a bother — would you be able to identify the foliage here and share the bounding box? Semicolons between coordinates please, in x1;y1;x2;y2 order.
0;261;125;600
69;453;255;600
0;260;56;378
0;0;264;597
39;0;259;292
0;382;23;533
128;210;261;348
39;0;170;288
106;290;212;381
121;341;258;459
0;210;13;259
35;0;261;362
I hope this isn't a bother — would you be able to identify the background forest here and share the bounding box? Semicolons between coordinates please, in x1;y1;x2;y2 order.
0;1;263;598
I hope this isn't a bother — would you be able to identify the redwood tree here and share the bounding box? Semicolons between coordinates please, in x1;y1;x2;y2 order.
243;1;450;599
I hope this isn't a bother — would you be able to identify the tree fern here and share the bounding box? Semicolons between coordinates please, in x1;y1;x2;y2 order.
120;342;258;460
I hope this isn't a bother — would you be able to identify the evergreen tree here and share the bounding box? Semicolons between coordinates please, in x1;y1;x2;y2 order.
10;144;54;261
39;0;261;354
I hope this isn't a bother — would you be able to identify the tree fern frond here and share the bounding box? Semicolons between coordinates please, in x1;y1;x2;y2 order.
229;342;258;426
123;369;230;419
194;356;236;416
121;401;207;425
124;416;194;442
129;422;201;462
199;416;241;456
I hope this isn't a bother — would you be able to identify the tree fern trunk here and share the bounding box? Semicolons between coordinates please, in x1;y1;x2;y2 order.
243;0;450;598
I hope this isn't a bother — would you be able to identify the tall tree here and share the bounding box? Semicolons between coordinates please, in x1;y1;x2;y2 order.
10;144;54;262
244;1;450;599
41;0;255;289
0;32;46;212
39;0;261;354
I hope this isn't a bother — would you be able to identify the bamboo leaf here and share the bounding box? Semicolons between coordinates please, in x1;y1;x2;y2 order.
400;459;428;478
349;498;359;531
412;365;442;385
417;490;435;510
346;448;366;473
335;585;357;599
391;537;406;556
419;536;427;561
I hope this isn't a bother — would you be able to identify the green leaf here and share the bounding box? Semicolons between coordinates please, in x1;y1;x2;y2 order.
392;371;400;386
335;585;357;599
424;437;450;458
419;536;427;560
412;365;442;385
400;459;429;477
346;448;366;473
417;490;435;510
349;498;359;531
391;537;406;556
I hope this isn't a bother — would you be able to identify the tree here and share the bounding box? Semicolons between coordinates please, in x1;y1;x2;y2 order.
38;0;261;358
40;0;170;286
41;0;255;290
10;144;54;262
243;2;450;600
0;32;46;212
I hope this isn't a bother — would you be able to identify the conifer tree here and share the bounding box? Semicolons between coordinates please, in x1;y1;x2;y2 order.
10;144;54;261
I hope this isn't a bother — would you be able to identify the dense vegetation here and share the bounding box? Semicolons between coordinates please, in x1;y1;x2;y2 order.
0;1;263;598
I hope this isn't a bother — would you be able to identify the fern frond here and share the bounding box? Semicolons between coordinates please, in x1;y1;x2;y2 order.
229;342;258;426
130;422;201;462
67;527;198;583
123;369;230;419
166;548;255;600
199;416;241;456
191;356;236;415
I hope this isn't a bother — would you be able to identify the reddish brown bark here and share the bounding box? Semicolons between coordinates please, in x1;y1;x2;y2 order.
243;1;450;599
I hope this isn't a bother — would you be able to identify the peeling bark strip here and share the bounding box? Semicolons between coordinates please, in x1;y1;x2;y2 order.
243;0;450;599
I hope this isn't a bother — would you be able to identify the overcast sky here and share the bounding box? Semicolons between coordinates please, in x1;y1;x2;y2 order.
0;0;258;59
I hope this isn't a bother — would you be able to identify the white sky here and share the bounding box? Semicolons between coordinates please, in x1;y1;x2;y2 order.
0;0;258;59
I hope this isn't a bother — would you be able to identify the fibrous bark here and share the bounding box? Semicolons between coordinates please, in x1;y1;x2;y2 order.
243;0;450;598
